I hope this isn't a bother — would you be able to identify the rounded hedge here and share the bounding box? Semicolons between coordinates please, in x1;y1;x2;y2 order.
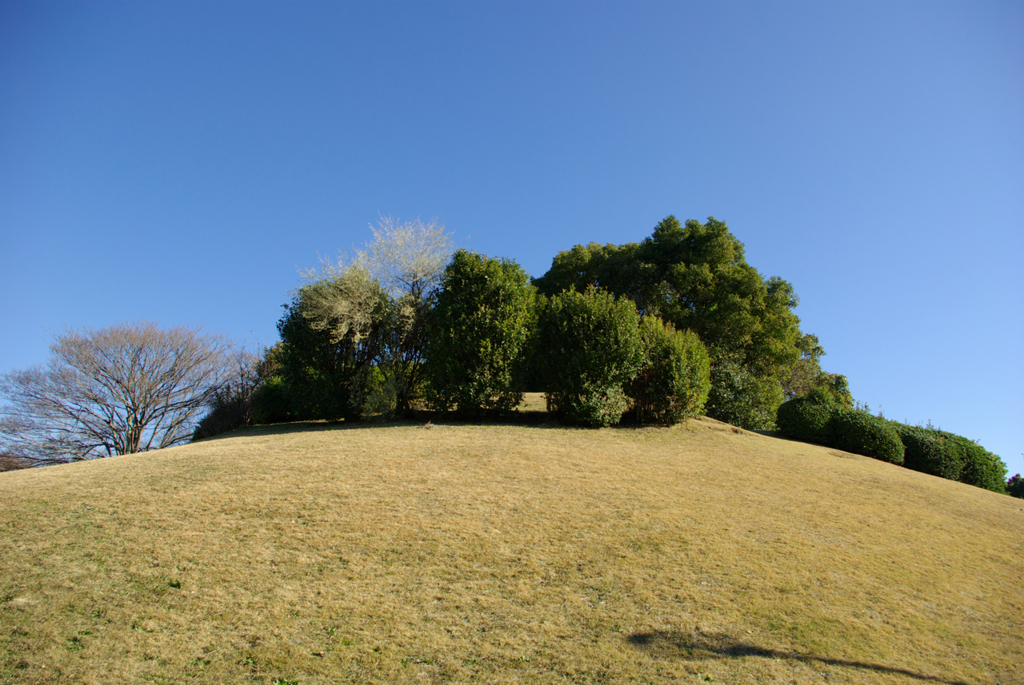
776;396;835;445
538;287;644;427
947;434;1007;493
891;423;963;480
830;409;905;465
626;318;710;425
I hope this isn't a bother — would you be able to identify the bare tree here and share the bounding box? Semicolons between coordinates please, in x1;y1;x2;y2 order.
0;321;231;464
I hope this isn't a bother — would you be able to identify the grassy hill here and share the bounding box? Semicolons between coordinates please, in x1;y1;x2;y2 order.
1;403;1022;684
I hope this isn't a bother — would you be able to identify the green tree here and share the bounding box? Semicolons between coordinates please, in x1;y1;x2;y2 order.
276;267;393;421
535;216;813;429
292;217;455;417
1007;473;1024;499
538;287;644;427
424;250;536;416
351;217;454;414
782;333;852;405
626;317;710;424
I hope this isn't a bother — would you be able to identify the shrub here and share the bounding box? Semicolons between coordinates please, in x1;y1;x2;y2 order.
424;250;536;417
192;395;249;441
193;347;288;440
829;409;905;465
705;354;785;431
626;318;710;424
889;422;1008;493
538;287;644;427
775;391;837;445
0;453;28;472
251;376;293;425
949;435;1007;493
1008;474;1024;499
891;423;964;480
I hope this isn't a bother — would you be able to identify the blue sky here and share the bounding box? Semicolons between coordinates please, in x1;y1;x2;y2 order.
1;1;1021;475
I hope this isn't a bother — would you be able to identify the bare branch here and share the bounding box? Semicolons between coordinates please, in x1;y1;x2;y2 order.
0;321;231;463
355;216;454;301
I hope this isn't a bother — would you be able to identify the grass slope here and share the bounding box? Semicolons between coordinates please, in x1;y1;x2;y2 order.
1;412;1022;684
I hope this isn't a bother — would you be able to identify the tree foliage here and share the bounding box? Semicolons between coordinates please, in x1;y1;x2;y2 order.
626;318;710;425
534;216;810;429
538;288;645;427
0;321;230;463
354;216;454;301
281;219;455;419
1008;474;1024;499
829;409;905;465
276;267;393;421
425;250;536;416
783;333;853;405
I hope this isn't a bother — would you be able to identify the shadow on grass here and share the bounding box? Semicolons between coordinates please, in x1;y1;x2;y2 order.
626;631;969;685
198;410;566;442
199;406;716;444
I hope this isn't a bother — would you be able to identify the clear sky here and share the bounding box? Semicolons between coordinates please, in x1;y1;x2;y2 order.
2;1;1021;476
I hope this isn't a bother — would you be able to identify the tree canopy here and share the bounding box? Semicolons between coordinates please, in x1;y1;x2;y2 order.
425;250;536;416
534;216;810;429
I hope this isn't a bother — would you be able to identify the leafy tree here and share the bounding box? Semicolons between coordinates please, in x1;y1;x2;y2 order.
286;217;455;418
705;353;785;431
0;321;231;464
347;216;454;413
425;250;536;416
538;287;644;427
626;317;710;424
783;333;853;405
1008;473;1024;499
535;216;816;429
276;267;393;421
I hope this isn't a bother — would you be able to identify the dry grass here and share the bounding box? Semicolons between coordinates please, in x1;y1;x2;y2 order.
1;399;1022;684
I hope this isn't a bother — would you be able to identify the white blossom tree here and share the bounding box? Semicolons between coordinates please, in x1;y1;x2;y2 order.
294;216;455;416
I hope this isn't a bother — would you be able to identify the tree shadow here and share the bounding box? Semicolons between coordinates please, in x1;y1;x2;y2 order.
626;631;969;685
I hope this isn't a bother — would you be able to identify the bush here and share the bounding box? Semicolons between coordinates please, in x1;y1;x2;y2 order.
251;376;293;424
626;318;710;424
538;287;644;427
192;395;249;441
1008;474;1024;499
829;409;905;465
705;354;785;431
891;423;964;480
424;250;536;417
950;435;1007;493
889;422;1008;493
776;391;837;445
0;453;28;472
193;347;288;440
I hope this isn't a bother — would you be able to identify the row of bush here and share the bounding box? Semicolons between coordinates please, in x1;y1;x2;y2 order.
776;390;1008;493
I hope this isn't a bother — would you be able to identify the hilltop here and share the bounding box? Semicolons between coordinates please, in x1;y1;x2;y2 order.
1;413;1021;684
